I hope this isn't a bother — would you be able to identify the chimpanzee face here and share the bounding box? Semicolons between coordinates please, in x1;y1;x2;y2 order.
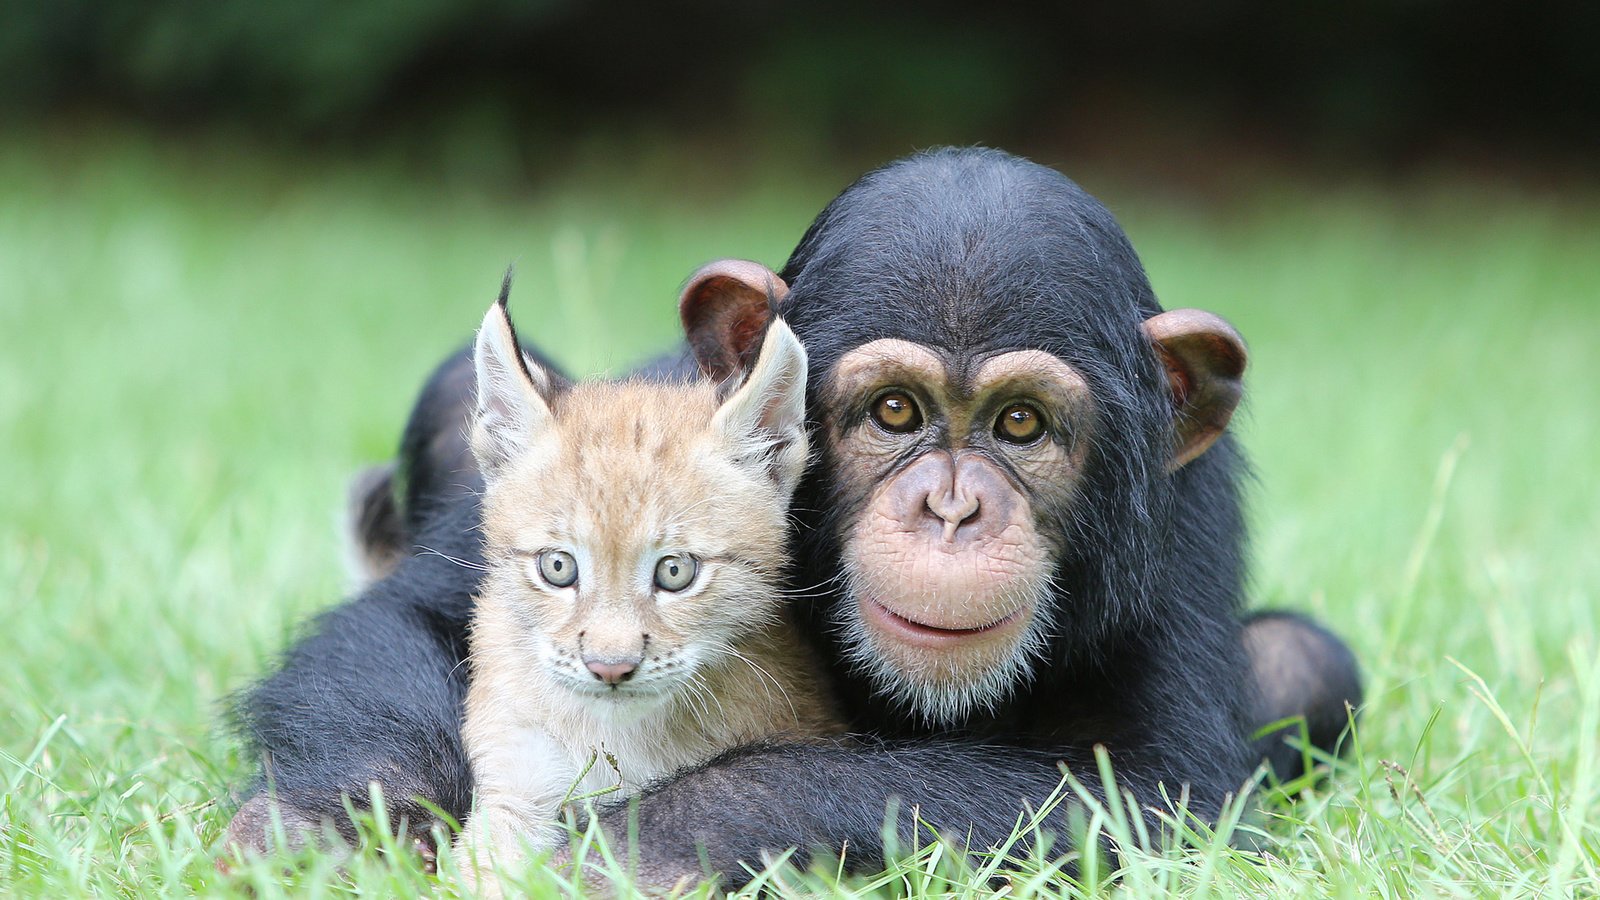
818;339;1098;720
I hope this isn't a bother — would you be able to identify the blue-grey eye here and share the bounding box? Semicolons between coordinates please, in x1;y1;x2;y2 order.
538;550;578;587
654;554;698;592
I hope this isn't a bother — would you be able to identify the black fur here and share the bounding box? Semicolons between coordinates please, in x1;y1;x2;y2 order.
228;148;1362;880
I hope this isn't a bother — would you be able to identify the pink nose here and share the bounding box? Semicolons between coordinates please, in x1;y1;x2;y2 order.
584;658;639;685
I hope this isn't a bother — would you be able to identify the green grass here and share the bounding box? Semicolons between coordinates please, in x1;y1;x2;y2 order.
2;130;1598;897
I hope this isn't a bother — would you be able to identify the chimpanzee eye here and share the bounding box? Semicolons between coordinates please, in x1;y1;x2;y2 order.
870;391;923;434
654;554;699;592
537;550;579;587
995;404;1046;444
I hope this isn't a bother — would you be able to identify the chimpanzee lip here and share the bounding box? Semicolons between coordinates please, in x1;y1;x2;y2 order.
862;596;1023;646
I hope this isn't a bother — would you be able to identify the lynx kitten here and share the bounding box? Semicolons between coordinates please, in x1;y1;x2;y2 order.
454;290;839;882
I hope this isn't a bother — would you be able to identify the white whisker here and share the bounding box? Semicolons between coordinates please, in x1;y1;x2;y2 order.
701;643;799;723
413;544;488;572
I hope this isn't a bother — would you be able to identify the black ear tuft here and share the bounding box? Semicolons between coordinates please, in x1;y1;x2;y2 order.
489;270;545;392
497;264;514;310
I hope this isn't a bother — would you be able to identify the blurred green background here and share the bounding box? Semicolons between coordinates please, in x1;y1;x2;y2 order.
1;3;1598;895
5;0;1598;163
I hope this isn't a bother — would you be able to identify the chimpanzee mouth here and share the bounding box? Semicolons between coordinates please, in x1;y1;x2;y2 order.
861;597;1024;647
841;589;1051;726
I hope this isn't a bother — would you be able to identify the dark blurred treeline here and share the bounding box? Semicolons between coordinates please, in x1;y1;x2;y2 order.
4;0;1596;165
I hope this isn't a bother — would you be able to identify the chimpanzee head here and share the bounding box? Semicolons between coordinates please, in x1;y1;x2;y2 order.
680;148;1246;725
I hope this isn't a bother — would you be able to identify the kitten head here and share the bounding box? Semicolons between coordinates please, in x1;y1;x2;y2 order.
468;290;808;705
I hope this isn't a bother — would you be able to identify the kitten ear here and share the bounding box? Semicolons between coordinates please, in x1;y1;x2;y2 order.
711;317;809;497
470;278;559;475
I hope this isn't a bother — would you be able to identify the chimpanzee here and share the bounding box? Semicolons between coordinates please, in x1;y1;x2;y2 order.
226;147;1361;884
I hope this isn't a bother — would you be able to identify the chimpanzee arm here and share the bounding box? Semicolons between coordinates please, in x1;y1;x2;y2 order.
226;528;479;854
592;610;1254;888
590;739;1217;888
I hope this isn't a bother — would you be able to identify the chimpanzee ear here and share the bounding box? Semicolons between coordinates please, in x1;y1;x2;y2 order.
712;317;810;497
680;259;788;384
1142;309;1247;471
470;277;564;476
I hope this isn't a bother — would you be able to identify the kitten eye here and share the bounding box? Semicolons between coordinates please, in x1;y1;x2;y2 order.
653;554;698;592
870;391;923;433
995;404;1046;444
537;550;578;588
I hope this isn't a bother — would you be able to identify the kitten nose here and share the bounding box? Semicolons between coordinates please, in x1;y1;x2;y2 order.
584;655;640;685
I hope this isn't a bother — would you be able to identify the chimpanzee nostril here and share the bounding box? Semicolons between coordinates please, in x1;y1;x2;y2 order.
584;657;640;685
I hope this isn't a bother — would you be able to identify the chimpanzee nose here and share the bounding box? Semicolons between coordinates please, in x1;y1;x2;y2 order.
584;656;640;685
926;488;980;541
